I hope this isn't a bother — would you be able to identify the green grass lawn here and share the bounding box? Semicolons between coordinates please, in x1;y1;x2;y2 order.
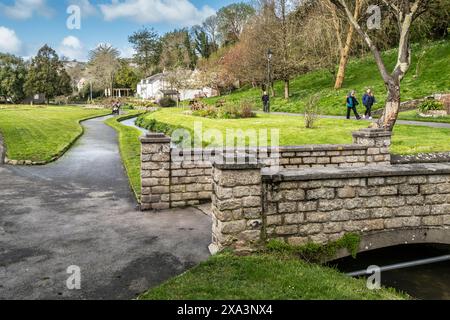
139;252;407;300
203;40;450;115
138;108;450;155
0;105;110;162
398;110;450;124
105;111;147;199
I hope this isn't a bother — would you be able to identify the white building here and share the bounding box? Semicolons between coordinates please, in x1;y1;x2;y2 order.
137;71;217;101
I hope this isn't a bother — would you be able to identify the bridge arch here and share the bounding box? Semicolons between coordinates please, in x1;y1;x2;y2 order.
332;227;450;261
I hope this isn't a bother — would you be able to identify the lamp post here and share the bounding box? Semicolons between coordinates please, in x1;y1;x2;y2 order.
266;49;273;113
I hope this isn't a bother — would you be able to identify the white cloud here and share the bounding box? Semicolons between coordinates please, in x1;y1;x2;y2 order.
100;0;215;26
0;26;22;54
68;0;97;16
59;36;85;61
0;0;54;20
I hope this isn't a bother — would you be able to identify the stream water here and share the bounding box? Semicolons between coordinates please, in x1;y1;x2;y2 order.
330;244;450;300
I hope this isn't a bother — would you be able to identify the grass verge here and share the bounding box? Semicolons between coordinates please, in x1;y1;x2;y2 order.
398;110;450;124
0;105;110;163
139;252;408;300
137;108;450;155
105;111;146;200
203;40;450;116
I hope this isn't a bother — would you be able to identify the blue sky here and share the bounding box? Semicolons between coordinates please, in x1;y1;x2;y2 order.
0;0;238;61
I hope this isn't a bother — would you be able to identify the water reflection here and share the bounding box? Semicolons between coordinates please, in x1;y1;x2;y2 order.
329;244;450;300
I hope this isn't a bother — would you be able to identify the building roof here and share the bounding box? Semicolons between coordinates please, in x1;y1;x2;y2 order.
142;73;165;84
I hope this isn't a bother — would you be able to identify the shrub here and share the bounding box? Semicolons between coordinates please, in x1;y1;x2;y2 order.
304;94;320;129
190;100;209;111
158;97;177;108
192;105;218;118
418;100;444;112
217;101;256;119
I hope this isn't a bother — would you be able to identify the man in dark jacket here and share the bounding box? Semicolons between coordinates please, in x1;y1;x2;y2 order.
362;89;376;120
346;91;361;120
262;91;270;113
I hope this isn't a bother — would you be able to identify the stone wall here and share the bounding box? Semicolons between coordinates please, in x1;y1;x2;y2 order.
140;129;392;210
210;160;450;253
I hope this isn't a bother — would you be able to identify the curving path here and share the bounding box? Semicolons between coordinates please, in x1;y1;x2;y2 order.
259;111;450;129
0;115;211;300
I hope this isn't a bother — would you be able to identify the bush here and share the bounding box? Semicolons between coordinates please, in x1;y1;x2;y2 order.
192;105;218;118
419;100;444;112
158;97;177;108
190;99;209;111
217;101;256;119
304;94;320;129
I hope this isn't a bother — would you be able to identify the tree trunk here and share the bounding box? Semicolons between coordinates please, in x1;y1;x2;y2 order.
284;80;289;100
334;0;362;89
378;80;401;131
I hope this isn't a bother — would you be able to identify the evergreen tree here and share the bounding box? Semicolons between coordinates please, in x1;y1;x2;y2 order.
24;45;72;103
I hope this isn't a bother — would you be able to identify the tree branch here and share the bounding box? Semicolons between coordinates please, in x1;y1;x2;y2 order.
330;0;391;83
381;0;399;14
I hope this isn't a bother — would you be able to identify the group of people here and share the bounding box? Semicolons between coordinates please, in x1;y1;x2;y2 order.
261;89;376;120
346;89;376;120
112;100;121;115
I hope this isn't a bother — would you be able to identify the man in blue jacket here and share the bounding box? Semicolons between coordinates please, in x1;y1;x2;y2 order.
362;89;376;120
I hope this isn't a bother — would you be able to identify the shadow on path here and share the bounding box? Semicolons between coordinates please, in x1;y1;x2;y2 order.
0;116;211;300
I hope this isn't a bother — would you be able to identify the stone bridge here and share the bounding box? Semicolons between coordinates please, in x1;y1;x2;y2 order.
210;160;450;258
140;129;450;258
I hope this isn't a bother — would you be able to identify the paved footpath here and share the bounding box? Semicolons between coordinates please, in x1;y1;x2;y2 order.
261;111;450;129
0;116;211;300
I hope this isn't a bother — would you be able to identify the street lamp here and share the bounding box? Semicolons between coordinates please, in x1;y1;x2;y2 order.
266;49;273;113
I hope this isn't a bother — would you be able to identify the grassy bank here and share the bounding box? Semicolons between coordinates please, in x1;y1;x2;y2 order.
139;252;407;300
0;105;110;162
204;40;450;116
398;110;450;124
105;111;146;199
137;108;450;155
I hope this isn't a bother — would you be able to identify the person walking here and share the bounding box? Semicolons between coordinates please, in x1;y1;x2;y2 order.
362;89;376;120
262;91;270;113
346;91;361;120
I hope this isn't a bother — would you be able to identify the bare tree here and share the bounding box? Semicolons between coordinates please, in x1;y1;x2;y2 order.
324;0;364;89
330;0;429;131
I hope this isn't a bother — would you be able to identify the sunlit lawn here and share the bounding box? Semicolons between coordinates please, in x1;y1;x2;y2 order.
140;108;450;155
139;253;407;300
0;105;110;162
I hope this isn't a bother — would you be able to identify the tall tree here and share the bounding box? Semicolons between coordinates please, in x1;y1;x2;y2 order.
0;53;27;103
203;15;219;52
325;0;364;89
87;44;120;97
330;0;429;130
217;2;256;45
24;45;72;104
128;28;161;77
192;25;213;59
159;29;196;70
114;59;141;92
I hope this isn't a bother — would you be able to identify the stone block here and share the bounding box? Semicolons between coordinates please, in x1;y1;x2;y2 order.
306;188;335;200
278;202;297;213
275;225;298;235
337;186;356;198
285;213;304;224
